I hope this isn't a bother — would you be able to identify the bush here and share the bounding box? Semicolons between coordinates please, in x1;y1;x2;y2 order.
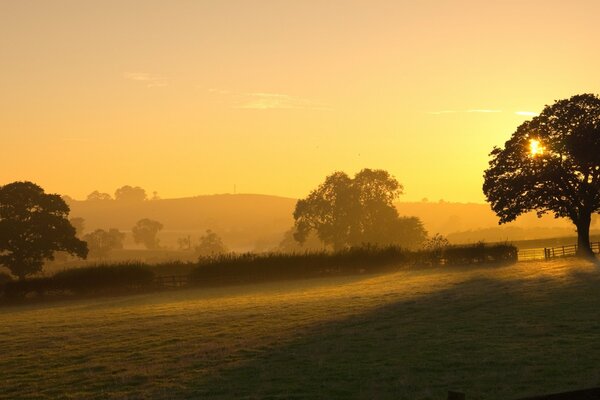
0;264;155;301
443;242;517;266
190;246;409;286
53;263;155;294
3;277;54;299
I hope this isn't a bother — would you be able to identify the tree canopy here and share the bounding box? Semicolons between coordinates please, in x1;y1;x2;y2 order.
195;229;228;258
114;185;147;202
0;181;88;279
483;94;600;256
132;218;163;249
83;228;125;259
293;169;426;250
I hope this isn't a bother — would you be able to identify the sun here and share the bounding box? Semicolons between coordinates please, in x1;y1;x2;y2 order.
529;139;544;157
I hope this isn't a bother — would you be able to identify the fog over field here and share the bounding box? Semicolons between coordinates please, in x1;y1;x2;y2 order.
64;194;595;252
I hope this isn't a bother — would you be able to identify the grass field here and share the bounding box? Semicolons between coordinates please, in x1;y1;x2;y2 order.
2;259;600;399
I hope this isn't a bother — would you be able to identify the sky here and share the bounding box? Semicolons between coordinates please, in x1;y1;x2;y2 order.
2;0;600;203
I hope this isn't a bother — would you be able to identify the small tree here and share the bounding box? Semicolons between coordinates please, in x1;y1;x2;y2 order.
195;230;227;258
423;233;450;252
132;218;163;249
86;190;112;201
0;181;88;279
83;228;126;258
115;185;147;202
483;94;600;257
177;235;192;251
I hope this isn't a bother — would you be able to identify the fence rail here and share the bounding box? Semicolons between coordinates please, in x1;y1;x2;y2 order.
517;242;600;261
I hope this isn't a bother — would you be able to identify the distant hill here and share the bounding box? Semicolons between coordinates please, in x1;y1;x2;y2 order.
66;195;591;251
67;194;297;251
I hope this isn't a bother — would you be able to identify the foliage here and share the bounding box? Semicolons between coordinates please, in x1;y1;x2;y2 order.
69;217;85;237
442;242;517;266
83;228;126;258
190;246;407;286
424;233;450;251
53;263;154;294
189;243;516;286
114;185;147;202
2;263;155;298
86;190;112;201
132;218;163;249
278;228;325;253
195;229;228;258
177;236;192;251
483;94;600;257
0;181;88;279
293;169;425;250
391;217;428;250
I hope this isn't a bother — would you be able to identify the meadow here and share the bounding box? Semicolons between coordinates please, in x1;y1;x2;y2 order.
2;258;600;399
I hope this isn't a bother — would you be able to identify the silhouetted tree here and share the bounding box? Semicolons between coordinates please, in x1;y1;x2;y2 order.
195;229;227;258
392;217;428;250
483;94;600;257
115;185;147;202
177;235;192;251
424;233;450;252
132;218;163;249
86;190;112;201
0;182;88;279
69;217;85;237
293;169;426;250
83;228;125;258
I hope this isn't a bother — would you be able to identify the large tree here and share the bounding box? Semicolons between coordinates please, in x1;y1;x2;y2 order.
293;169;426;250
0;181;88;279
483;94;600;257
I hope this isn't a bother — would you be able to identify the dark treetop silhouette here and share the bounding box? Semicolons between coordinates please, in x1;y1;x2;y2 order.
293;168;427;250
0;181;88;279
483;94;600;257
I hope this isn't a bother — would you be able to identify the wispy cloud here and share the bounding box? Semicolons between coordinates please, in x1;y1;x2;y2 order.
124;72;168;88
209;89;329;110
515;111;539;117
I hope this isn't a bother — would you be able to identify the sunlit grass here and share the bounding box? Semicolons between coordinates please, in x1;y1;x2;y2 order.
1;259;599;399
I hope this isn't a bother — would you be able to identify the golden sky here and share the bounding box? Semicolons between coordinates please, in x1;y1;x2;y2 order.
2;0;600;202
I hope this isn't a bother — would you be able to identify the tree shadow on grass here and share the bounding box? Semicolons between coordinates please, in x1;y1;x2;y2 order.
181;270;600;400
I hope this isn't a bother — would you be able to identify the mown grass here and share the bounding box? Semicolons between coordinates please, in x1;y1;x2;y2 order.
1;259;600;399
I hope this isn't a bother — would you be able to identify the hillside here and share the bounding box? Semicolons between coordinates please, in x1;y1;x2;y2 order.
66;195;593;251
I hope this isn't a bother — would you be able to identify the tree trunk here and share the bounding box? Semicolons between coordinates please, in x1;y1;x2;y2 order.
576;212;594;258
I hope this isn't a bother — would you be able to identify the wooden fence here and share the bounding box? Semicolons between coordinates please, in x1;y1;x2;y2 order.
517;242;600;262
